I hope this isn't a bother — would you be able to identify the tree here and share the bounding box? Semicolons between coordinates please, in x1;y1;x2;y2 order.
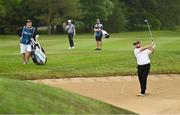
105;0;127;32
27;0;81;34
79;0;114;31
0;1;6;16
0;0;23;34
155;0;180;29
121;0;180;30
0;0;180;34
120;0;141;30
0;0;6;34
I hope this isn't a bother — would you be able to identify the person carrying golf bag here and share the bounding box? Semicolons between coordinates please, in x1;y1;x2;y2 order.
94;19;104;50
17;20;37;64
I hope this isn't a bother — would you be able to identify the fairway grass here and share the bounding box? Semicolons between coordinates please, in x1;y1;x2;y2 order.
0;78;135;114
0;31;180;80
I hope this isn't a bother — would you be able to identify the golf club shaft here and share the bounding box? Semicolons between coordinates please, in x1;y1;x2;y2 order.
146;21;153;41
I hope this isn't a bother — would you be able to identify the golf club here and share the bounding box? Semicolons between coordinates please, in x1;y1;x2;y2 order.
145;19;153;42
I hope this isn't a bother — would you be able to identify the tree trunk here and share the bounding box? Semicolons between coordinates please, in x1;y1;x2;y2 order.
47;4;52;35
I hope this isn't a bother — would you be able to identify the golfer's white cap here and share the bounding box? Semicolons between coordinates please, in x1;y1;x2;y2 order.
68;20;71;23
26;20;32;23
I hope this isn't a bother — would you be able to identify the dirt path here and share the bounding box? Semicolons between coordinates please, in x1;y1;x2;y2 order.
34;74;180;114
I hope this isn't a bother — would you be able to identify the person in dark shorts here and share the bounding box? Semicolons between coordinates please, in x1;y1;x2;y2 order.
133;41;155;96
94;19;103;50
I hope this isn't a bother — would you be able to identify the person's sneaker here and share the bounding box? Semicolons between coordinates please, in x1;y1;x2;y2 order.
138;93;145;97
95;48;102;50
72;47;75;49
23;62;27;65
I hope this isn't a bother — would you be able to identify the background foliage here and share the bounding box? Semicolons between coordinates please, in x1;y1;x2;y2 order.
0;0;179;34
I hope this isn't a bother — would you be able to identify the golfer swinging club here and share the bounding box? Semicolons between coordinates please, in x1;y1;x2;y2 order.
133;41;155;96
17;20;37;64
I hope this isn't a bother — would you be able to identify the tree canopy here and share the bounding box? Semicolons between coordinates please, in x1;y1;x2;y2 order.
0;0;179;34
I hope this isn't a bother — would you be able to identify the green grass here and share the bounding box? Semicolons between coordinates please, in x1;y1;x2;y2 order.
0;31;179;114
0;78;135;114
0;31;180;80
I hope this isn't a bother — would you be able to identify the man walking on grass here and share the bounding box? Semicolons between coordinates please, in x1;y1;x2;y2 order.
133;41;155;96
65;20;76;49
94;19;103;50
17;20;37;64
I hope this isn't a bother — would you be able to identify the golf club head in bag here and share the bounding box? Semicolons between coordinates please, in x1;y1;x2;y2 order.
102;30;110;39
31;35;47;65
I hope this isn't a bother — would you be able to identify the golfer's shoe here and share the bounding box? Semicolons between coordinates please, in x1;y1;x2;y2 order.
72;47;75;49
68;47;72;50
95;48;102;50
138;93;145;97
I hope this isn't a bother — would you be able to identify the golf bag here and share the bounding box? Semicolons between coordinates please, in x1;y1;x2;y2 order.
102;30;110;39
31;35;47;65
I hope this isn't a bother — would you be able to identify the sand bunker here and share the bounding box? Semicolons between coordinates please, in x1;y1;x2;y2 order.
34;74;180;114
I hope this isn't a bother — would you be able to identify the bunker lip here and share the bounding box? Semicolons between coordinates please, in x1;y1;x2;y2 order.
33;74;180;115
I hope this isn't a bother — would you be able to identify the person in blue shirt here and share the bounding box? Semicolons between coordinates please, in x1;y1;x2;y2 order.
94;19;103;50
17;20;37;64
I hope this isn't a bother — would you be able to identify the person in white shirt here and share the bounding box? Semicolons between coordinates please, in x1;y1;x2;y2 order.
133;41;155;96
65;20;76;49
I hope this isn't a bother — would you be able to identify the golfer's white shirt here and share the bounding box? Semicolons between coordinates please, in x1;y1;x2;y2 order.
134;48;152;65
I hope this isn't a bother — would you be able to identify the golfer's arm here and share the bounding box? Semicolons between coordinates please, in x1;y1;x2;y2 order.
94;28;98;32
65;26;68;31
94;28;101;32
140;44;154;51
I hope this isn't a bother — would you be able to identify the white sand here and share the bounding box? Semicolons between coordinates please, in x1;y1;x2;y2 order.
33;74;180;114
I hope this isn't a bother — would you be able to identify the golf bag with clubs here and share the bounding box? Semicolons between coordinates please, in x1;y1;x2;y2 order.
101;30;110;39
31;35;47;65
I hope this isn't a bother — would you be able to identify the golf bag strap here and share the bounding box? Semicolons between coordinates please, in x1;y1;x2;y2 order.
30;27;36;44
31;27;35;39
21;26;25;38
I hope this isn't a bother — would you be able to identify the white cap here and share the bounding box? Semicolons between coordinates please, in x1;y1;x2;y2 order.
144;19;148;22
68;20;71;23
